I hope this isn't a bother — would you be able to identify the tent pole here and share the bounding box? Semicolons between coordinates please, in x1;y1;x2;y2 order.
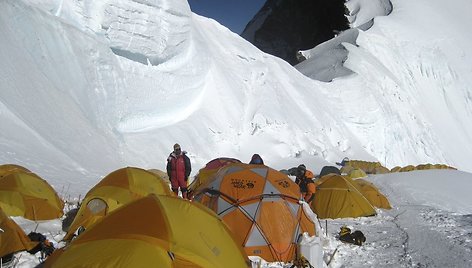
325;220;328;236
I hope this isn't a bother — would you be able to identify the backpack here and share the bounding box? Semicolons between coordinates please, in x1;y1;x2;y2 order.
27;232;55;257
338;226;366;246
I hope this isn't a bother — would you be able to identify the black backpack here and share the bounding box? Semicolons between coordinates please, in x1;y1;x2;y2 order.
339;227;366;246
27;232;55;257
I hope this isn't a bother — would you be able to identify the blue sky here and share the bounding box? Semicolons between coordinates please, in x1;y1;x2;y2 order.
187;0;266;34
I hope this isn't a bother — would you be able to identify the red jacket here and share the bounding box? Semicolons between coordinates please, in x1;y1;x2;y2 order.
166;152;191;181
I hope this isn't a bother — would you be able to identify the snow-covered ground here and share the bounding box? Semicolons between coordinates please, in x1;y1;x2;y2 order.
2;0;472;266
325;169;472;268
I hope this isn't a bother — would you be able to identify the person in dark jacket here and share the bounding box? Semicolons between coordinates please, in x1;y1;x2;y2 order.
294;164;316;203
249;154;264;165
166;143;191;199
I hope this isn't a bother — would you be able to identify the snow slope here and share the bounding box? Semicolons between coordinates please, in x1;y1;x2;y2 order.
298;0;472;170
1;0;472;193
1;0;367;196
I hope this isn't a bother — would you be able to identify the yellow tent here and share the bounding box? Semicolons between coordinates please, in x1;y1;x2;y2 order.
343;160;382;174
372;166;390;174
348;168;367;179
416;164;432;170
352;179;392;209
312;174;376;219
45;195;250;268
193;163;315;263
0;208;38;260
340;165;354;175
147;168;169;181
64;167;173;241
0;172;64;220
400;165;416;172
0;164;30;178
390;166;401;172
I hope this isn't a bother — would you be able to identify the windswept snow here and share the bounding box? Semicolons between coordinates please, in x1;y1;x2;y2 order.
297;0;472;171
1;0;472;267
296;29;358;82
345;0;392;30
1;0;375;196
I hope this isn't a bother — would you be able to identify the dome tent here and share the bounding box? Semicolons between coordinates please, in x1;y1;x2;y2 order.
318;165;341;178
347;168;367;179
312;174;376;219
45;195;250;268
64;167;172;241
0;171;64;220
0;164;30;178
188;157;241;197
352;179;392;209
147;168;169;180
0;208;38;262
193;163;316;262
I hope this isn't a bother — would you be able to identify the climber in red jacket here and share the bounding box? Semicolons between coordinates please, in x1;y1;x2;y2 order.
166;143;191;199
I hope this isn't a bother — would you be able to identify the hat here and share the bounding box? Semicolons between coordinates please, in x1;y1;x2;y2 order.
173;143;181;150
297;164;306;171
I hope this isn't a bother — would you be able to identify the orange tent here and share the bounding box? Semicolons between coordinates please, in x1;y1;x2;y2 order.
63;167;172;241
193;163;315;262
45;195;250;268
188;157;241;197
0;172;64;220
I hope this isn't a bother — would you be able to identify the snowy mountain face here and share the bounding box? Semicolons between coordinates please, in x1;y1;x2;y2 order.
241;0;349;65
296;0;392;82
1;0;472;198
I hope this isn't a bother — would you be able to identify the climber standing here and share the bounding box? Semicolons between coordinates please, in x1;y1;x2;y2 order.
166;143;191;199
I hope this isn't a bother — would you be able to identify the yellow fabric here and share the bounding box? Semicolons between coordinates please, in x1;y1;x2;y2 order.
188;169;216;193
348;169;367;179
353;179;392;209
0;164;30;178
340;165;354;174
372;166;390;174
0;172;64;220
46;195;249;268
147;169;169;180
390;166;401;172
416;164;432;170
0;208;38;257
400;165;416;172
312;174;376;219
64;167;172;241
344;160;384;174
44;239;173;268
